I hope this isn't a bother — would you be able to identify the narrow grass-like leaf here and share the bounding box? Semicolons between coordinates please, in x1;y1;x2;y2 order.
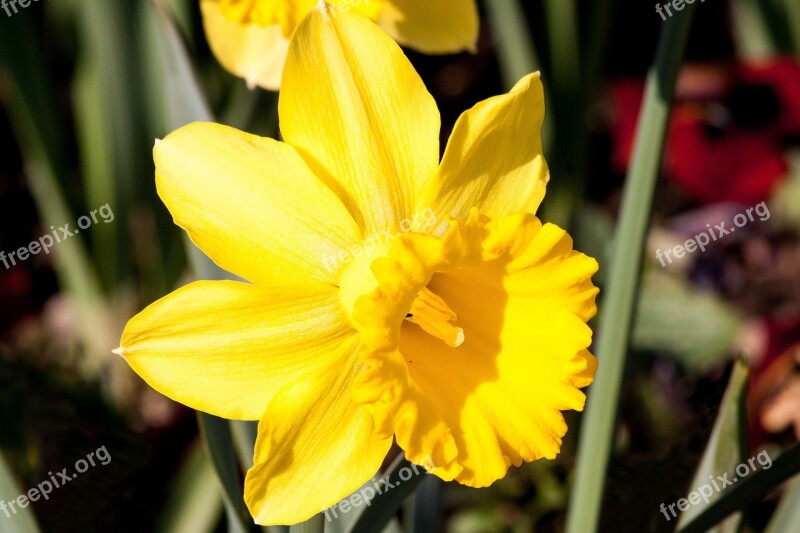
198;414;250;533
540;0;582;228
678;443;800;533
73;0;130;291
220;82;280;137
764;474;800;533
345;455;429;533
289;514;323;533
0;11;112;377
565;5;698;532
733;0;794;53
150;0;213;127
230;421;259;471
403;475;443;533
156;440;224;533
730;0;776;57
676;358;749;530
786;0;800;54
481;0;540;90
0;451;39;533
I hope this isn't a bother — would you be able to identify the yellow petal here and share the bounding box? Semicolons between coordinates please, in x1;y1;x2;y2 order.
200;0;290;90
118;280;357;420
280;6;440;234
379;0;479;54
155;122;361;285
244;354;392;525
420;73;549;222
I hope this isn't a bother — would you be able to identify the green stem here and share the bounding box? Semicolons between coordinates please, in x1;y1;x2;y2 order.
565;6;698;533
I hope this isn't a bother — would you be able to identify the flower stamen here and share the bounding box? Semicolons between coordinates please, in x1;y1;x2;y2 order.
405;287;464;348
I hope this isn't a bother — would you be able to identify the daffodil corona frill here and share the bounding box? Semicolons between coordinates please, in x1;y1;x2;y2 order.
201;0;478;89
116;6;599;526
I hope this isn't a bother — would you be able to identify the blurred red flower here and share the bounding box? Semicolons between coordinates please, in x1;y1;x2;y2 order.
611;58;800;205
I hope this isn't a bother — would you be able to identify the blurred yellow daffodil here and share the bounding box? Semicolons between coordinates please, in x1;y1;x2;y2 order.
116;5;598;525
200;0;479;89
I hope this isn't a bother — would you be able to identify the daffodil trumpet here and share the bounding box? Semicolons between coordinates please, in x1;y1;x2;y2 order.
117;6;599;525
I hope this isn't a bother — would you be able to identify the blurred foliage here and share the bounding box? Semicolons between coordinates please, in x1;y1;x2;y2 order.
0;0;798;531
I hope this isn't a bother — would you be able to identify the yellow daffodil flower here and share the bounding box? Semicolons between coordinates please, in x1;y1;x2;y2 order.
200;0;479;89
116;5;599;525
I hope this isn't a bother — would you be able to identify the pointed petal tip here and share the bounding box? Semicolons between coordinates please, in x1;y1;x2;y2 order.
112;346;124;357
154;138;162;149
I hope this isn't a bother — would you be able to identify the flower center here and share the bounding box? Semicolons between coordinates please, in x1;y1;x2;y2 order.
405;287;464;348
337;217;482;355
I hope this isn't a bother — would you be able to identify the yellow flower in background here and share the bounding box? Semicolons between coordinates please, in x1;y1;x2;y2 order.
200;0;479;89
116;5;598;526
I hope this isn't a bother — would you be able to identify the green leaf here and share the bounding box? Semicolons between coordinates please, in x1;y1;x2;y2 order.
730;0;778;57
770;151;800;229
540;0;582;228
0;452;40;533
0;9;112;378
289;514;323;533
565;5;699;532
481;0;540;90
764;474;800;533
230;421;259;471
344;455;430;533
679;443;800;533
73;0;145;289
198;414;250;533
786;0;800;54
403;475;443;533
156;440;224;533
150;0;213;128
676;358;749;531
